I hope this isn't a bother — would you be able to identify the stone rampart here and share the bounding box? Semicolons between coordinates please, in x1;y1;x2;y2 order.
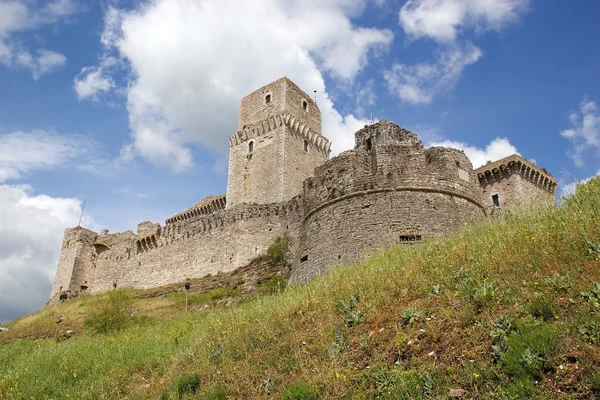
49;197;303;302
291;121;486;283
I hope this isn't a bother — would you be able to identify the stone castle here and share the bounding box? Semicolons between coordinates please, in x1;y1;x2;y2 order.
49;77;557;302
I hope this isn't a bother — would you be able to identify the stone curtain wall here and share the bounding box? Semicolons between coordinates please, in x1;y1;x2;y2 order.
49;199;303;302
291;121;486;283
477;155;557;212
292;191;483;282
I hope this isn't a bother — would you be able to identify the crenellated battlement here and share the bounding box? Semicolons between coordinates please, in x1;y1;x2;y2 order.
476;154;557;194
166;195;227;225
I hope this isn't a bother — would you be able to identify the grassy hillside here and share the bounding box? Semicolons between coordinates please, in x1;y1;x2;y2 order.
1;178;600;399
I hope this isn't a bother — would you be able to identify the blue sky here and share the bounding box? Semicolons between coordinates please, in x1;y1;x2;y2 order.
1;0;599;321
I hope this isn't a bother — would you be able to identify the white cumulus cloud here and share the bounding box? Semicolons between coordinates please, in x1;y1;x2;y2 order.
399;0;530;43
428;136;519;168
0;130;92;182
79;0;393;171
0;184;92;321
389;0;529;104
384;42;481;104
74;64;115;100
560;100;600;168
15;49;67;80
0;0;79;79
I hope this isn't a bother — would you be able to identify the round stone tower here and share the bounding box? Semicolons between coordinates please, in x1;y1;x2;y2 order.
291;120;486;282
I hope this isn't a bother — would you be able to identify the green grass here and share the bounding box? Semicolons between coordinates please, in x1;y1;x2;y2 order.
1;177;600;399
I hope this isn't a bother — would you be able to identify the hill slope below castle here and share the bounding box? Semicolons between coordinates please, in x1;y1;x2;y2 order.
1;178;600;399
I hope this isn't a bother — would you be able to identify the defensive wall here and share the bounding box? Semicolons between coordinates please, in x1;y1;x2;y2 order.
290;121;486;282
49;198;303;301
49;77;557;303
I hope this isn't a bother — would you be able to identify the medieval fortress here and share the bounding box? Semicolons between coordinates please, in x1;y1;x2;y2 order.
49;78;557;302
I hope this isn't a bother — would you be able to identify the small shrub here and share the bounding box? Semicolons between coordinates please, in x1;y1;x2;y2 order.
473;280;497;309
578;319;600;344
360;334;371;352
204;386;227;400
260;372;276;395
175;373;200;397
283;381;318;400
209;343;223;365
185;288;230;306
490;315;514;362
338;294;365;327
591;371;600;399
586;239;600;260
430;284;442;296
266;233;292;269
542;274;571;293
529;294;557;321
402;306;420;326
496;377;538;399
84;289;134;335
330;327;346;356
367;367;424;399
500;323;557;380
581;282;600;309
258;275;287;295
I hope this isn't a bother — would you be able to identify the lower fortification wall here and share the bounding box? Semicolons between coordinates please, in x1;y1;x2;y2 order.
291;189;485;283
49;198;303;302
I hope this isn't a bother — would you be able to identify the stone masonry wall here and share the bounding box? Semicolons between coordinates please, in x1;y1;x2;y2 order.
49;199;303;302
227;77;329;208
50;227;98;300
477;155;557;212
292;191;484;283
291;121;486;283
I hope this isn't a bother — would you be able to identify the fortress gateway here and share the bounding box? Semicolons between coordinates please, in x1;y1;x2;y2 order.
49;78;557;302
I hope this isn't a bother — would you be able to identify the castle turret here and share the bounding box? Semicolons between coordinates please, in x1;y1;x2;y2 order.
226;77;331;209
476;154;557;211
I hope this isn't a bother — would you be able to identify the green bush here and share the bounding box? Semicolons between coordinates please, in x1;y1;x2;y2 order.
529;294;557;321
402;306;420;325
175;373;200;397
367;367;424;399
500;323;557;380
204;386;227;400
591;371;600;399
84;289;134;335
258;275;288;295
283;381;318;400
266;233;292;269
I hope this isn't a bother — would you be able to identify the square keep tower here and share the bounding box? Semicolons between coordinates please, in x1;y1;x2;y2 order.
226;77;331;208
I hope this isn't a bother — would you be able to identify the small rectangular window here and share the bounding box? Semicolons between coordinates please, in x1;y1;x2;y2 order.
399;234;422;244
492;194;500;207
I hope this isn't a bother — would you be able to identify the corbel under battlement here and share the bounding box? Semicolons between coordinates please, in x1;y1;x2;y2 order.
475;154;557;194
228;112;331;156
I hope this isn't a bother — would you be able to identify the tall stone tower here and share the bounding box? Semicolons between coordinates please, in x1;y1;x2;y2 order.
226;77;331;208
